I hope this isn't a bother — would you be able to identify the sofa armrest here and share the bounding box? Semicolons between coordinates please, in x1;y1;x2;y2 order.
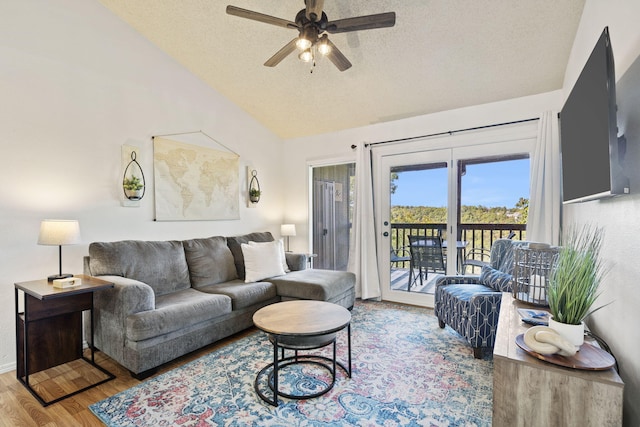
285;252;308;271
85;275;155;364
93;275;155;316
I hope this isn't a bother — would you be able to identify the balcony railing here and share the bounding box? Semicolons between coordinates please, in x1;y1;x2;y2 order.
391;222;526;269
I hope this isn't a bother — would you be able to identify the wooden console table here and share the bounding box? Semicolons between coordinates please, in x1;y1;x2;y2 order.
15;275;115;406
493;293;623;426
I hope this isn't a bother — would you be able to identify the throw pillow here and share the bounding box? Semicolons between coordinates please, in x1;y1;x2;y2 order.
241;241;287;283
479;264;513;293
248;239;290;272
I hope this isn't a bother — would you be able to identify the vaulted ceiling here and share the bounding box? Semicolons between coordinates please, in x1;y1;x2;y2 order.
98;0;585;139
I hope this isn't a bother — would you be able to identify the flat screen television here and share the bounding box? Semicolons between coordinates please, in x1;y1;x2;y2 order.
560;26;629;204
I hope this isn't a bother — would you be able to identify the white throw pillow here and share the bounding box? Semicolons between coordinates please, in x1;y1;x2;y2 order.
242;241;287;283
248;239;290;272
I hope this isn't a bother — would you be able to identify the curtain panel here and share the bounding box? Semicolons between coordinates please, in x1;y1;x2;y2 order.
527;111;562;245
347;142;382;299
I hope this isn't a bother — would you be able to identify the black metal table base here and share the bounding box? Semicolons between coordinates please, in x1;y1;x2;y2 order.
255;325;351;407
19;353;115;407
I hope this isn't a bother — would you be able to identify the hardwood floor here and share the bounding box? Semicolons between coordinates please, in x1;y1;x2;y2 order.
0;328;255;426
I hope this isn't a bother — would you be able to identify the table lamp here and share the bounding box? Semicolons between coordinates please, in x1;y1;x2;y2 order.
280;224;296;252
38;219;81;281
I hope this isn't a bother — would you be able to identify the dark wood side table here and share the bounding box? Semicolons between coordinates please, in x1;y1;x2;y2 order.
15;274;115;406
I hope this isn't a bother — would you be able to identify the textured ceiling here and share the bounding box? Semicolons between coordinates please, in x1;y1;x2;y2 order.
98;0;585;139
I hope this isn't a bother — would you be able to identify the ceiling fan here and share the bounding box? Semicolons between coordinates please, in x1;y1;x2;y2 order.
226;1;396;72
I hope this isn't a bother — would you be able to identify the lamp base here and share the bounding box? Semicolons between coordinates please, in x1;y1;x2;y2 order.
47;273;73;282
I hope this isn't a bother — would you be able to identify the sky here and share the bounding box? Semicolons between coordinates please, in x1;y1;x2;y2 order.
391;158;530;208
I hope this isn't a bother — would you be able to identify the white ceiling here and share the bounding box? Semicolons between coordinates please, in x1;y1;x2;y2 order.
98;0;585;139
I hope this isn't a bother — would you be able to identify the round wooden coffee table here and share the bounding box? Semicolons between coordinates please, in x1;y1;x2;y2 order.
253;300;352;406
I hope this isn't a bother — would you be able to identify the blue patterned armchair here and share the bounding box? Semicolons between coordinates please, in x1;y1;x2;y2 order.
434;239;528;358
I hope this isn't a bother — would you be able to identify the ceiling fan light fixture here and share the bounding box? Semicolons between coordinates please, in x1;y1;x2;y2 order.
298;49;313;62
296;37;312;50
296;25;317;50
317;35;331;56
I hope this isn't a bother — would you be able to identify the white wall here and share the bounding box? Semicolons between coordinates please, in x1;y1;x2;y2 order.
562;1;640;425
0;1;285;372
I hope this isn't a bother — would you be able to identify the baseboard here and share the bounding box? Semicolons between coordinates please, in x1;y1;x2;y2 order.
0;361;16;375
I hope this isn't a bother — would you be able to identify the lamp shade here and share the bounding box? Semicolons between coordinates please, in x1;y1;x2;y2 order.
38;220;81;246
280;224;296;237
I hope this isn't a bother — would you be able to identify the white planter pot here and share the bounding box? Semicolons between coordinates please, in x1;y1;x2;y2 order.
125;188;143;200
548;317;584;349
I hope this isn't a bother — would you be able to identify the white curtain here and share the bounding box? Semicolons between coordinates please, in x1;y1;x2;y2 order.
527;111;562;245
347;142;381;300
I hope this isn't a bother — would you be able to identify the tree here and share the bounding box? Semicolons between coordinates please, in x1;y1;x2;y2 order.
390;172;398;194
515;197;528;224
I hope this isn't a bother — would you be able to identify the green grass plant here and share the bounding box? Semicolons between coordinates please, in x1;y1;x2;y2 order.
548;224;608;325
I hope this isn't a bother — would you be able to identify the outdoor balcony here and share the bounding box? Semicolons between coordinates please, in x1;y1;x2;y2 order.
390;223;526;293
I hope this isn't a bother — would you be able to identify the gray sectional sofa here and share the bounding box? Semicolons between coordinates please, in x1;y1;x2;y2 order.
83;231;355;378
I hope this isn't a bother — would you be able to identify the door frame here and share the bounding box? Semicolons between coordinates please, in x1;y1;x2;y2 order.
379;149;454;307
373;122;538;307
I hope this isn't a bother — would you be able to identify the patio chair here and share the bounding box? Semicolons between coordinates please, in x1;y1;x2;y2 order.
391;243;412;290
434;238;528;358
408;235;446;289
390;245;411;266
461;248;491;275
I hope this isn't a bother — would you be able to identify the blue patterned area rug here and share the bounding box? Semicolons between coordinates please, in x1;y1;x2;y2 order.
90;301;493;426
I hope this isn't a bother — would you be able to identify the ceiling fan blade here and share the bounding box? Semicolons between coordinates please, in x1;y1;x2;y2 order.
324;39;352;71
264;38;299;67
326;12;396;34
226;5;297;29
305;0;325;22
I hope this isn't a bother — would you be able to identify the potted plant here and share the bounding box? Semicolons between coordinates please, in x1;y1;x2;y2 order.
547;224;608;348
123;175;144;200
249;188;261;203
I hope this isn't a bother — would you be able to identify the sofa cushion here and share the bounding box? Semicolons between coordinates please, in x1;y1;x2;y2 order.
89;240;191;297
126;289;232;341
479;265;513;292
197;279;278;310
268;269;355;302
227;232;274;279
183;236;238;287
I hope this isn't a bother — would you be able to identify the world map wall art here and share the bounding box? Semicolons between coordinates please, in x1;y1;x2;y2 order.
153;136;240;221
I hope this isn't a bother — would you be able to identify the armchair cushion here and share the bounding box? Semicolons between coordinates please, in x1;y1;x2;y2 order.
479;265;513;293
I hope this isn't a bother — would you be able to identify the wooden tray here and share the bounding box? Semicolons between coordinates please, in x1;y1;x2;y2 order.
515;334;616;370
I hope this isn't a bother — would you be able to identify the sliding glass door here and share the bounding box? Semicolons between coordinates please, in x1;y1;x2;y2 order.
375;127;536;307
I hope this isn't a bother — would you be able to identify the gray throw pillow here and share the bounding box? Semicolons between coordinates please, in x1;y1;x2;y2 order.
183;236;238;287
